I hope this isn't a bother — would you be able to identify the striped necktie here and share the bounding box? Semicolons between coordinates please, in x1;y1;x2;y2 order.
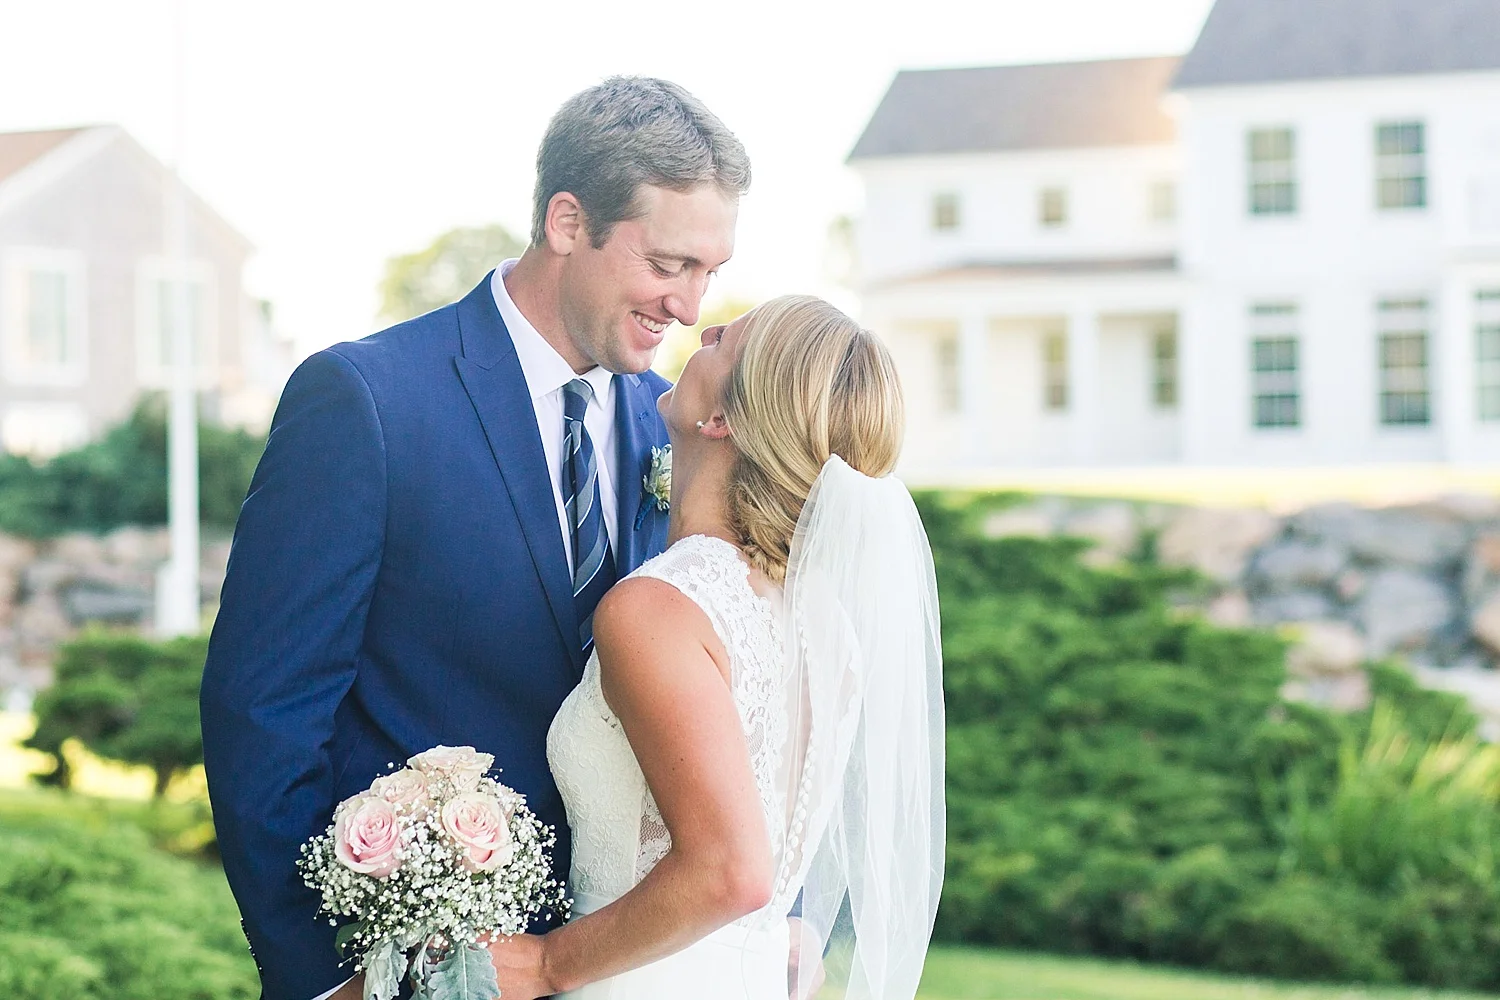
562;378;617;655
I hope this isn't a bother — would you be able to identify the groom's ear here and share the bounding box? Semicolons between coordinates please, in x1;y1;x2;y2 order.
544;192;585;254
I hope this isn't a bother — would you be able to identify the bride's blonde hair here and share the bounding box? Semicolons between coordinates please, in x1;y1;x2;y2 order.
722;295;905;583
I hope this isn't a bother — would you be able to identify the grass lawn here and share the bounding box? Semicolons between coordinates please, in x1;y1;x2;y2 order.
916;947;1500;1000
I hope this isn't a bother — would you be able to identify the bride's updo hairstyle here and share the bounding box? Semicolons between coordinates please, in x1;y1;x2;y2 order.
721;295;905;584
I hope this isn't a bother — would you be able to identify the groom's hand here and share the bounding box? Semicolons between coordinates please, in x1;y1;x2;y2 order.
786;917;825;1000
326;974;363;1000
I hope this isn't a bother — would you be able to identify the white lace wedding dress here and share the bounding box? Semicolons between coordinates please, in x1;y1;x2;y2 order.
546;535;794;1000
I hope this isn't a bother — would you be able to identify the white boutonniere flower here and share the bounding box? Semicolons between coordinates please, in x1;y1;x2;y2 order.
644;446;672;512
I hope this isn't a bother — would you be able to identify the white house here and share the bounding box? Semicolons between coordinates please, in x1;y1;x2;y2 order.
0;125;293;457
850;0;1500;477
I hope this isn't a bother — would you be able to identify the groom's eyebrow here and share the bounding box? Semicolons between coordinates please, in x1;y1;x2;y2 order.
646;249;704;267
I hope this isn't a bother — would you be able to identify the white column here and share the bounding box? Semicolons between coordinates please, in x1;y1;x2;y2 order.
1066;306;1101;464
958;310;990;466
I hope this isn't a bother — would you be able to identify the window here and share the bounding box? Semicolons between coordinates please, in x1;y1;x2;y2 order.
1478;290;1500;421
1376;121;1426;210
1152;325;1178;408
136;258;216;387
1377;298;1431;426
1;403;87;458
1;249;87;384
1042;332;1068;410
935;334;961;413
1149;180;1176;223
1248;128;1297;216
1250;304;1300;428
1039;187;1068;228
932;192;960;232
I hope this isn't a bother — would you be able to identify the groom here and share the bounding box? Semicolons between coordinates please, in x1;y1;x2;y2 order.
201;77;748;1000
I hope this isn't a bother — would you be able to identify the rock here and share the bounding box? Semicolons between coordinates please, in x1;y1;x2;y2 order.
1285;620;1367;677
1253;590;1336;624
1250;541;1347;590
20;560;74;598
105;526;171;566
0;534;38;574
1291;503;1467;569
1206;589;1252;627
981;505;1056;540
49;532;107;566
1064;503;1140;566
61;583;152;626
1464;532;1500;602
1472;591;1500;655
1356;569;1457;657
1404;493;1500;523
1282;672;1372;712
1335;569;1368;603
1157;507;1280;583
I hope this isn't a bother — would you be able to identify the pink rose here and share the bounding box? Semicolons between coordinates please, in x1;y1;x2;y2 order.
370;768;430;810
406;745;494;792
440;791;515;872
333;794;404;878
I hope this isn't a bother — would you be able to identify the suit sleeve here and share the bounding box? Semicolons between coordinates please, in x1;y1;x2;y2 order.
201;348;387;1000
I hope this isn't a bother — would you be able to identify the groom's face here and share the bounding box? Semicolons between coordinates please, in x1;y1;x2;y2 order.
558;183;738;375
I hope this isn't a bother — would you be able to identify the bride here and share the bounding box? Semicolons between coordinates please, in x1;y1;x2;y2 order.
490;295;944;1000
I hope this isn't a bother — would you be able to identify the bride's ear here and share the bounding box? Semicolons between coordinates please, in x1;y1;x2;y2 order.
698;411;732;440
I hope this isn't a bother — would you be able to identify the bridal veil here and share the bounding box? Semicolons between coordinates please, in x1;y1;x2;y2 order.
767;456;945;1000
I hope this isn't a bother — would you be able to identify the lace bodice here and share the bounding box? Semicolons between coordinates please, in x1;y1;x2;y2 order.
546;535;787;921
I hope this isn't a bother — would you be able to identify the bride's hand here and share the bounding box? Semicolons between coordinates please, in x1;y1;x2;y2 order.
486;933;553;1000
787;917;825;1000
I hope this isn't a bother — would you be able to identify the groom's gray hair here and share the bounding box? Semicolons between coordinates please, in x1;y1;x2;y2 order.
531;76;751;248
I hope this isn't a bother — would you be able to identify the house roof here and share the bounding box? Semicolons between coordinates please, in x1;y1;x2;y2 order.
848;57;1180;161
0;127;91;185
1175;0;1500;89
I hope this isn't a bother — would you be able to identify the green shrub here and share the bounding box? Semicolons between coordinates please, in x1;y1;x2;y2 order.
25;631;209;797
0;791;257;999
920;491;1500;988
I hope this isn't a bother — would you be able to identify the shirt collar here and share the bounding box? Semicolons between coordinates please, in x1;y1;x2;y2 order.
491;259;614;406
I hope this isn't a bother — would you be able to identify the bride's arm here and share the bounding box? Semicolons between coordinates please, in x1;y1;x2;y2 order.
491;576;774;996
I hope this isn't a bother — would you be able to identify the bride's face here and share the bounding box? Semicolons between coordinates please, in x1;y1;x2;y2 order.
657;310;752;442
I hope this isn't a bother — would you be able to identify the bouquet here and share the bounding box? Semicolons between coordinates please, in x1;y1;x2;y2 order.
299;745;568;1000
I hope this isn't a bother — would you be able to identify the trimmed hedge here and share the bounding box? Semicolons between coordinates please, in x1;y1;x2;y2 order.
923;492;1500;988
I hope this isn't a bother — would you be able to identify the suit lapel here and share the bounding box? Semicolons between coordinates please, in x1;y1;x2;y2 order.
614;373;661;575
452;274;582;675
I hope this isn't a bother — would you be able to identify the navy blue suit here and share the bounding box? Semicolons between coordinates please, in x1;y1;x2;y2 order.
201;274;672;1000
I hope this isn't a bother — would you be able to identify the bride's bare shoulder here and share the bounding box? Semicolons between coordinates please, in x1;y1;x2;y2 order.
593;577;730;688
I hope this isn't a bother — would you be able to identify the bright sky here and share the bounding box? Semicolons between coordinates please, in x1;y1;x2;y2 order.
0;0;1215;358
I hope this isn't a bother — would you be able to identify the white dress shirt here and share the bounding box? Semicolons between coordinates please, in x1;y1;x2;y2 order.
307;260;620;1000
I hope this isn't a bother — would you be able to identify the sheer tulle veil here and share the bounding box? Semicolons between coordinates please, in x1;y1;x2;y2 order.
767;455;945;1000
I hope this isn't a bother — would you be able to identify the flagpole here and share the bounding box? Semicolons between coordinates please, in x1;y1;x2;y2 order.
157;0;200;637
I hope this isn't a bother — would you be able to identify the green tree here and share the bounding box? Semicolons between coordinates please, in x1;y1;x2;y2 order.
25;631;209;798
0;396;264;537
378;223;527;323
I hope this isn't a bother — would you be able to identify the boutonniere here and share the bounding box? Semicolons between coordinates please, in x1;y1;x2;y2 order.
635;446;671;529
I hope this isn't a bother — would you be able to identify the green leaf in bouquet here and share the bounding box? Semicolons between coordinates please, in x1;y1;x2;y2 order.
335;920;364;957
363;939;405;1000
424;942;500;1000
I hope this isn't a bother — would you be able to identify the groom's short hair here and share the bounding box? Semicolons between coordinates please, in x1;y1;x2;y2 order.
531;76;751;249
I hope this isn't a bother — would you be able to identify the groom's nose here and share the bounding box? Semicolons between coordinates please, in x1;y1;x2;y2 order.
663;272;711;328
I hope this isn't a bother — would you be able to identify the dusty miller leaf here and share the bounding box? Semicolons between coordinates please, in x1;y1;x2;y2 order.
362;939;405;1000
425;942;500;1000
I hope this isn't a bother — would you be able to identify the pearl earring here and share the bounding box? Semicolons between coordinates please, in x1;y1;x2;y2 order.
696;420;706;429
